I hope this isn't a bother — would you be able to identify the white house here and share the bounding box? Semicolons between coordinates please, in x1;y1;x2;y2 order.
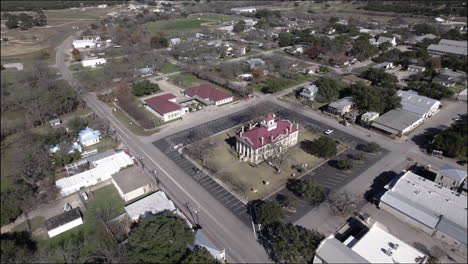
72;39;97;49
81;58;107;68
299;84;318;101
144;93;188;122
231;6;257;14
111;166;154;202
97;4;108;8
56;151;135;196
125;191;176;221
46;208;83;238
78;127;101;147
170;38;181;46
236;113;299;164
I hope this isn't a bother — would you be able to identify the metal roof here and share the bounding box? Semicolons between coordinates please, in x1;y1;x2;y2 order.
439;39;467;48
397;90;440;116
439;164;467;182
195;230;225;260
329;96;353;109
314;236;370;263
46;208;82;231
372;109;423;132
124;191;176;220
427;44;468;56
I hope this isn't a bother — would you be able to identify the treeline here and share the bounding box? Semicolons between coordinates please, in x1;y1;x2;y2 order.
360;1;467;17
3;10;46;30
192;68;253;97
1;0;124;12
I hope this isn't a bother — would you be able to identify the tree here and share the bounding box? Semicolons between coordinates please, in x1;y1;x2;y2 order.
277;32;294;47
181;246;217;264
348;83;401;113
406;81;454;100
1;232;37;263
150;34;169;49
326;192;363;216
336;159;354;170
303;136;337;158
428;117;467;159
256;201;284;226
314;77;344;103
328;16;339;25
131;80;160;96
260;78;291;94
5;15;19;29
68;116;89;135
18;13;34;30
71;48;81;61
127;213;195;263
262;223;324;263
413;23;436;35
265;145;293;173
361;68;398;86
287;179;326;203
350;37;379;61
47;87;79;116
305;45;326;60
233;20;246;33
358;142;381;153
430;57;441;69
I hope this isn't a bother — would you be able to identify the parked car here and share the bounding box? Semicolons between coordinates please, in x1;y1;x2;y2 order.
81;191;89;201
64;203;72;212
341;121;351;127
324;129;334;135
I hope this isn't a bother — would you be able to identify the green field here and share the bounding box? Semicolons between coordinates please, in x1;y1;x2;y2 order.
188;13;239;22
168;73;211;89
112;108;159;137
145;18;212;33
159;62;180;74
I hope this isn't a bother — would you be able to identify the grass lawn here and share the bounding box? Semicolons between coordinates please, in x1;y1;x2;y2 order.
280;92;328;110
89;185;126;218
68;63;84;71
112;108;159;136
84;137;118;152
196;125;339;200
159;62;180;74
168;73;211;89
12;216;46;233
188;13;240;22
251;74;315;94
451;84;466;95
145;18;212;33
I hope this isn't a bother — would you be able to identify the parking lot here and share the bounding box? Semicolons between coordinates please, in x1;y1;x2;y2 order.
153;101;387;225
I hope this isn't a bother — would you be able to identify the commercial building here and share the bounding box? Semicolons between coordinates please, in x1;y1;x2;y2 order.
231;6;257;14
314;217;428;264
379;171;467;247
46;208;83;238
371;109;424;136
72;39;97;49
236;113;299;164
111;166;155;202
397;90;440;118
81;58;107;68
185;84;234;106
427;39;468;56
125;191;176;221
144;93;188;122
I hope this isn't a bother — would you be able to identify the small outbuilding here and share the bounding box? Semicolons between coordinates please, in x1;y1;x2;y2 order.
46;208;83;238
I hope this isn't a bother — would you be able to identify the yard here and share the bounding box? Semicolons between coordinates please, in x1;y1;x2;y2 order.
250;74;315;94
84;136;119;152
112;108;159;136
145;18;213;33
192;125;343;201
280;91;328;110
168;73;212;89
159;62;180;74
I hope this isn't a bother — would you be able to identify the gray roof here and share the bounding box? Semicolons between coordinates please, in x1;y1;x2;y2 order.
125;191;176;220
397;90;440;116
315;237;370;263
329;96;353;109
439;164;467;182
195;230;224;259
299;84;318;97
427;44;468;56
372;109;423;132
136;67;155;75
112;166;153;193
372;61;392;69
245;58;265;67
439;39;467;48
85;149;116;164
437;218;467;245
46;208;82;231
49;119;61;124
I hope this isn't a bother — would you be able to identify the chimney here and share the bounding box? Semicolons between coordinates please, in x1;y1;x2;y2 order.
296;123;299;129
249;123;253;130
285;128;289;134
242;126;244;133
290;124;293;131
261;137;264;145
240;132;243;137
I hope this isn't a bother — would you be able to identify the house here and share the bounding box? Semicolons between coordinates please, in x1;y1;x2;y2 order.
185;84;234;106
81;58;107;68
69;142;83;153
49;119;61;126
342;74;371;85
144;93;188;122
327;97;353;116
407;65;426;73
329;54;352;67
244;19;257;27
314;217;428;264
326;28;336;35
125;191;176;221
46;208;83;238
360;112;380;125
78;127;101;147
371;109;424;136
111;166;155;202
72;39;97;49
135;67;156;77
432;69;467;87
303;65;319;75
170;38;181;46
427;39;468;56
434;164;467;190
379;170;467;247
284;45;306;55
56;151;134;195
372;61;394;70
435;17;445;23
299;84;318;101
195;230;226;261
344;109;360;123
397;90;440;118
236;113;299;164
370;36;397;47
245;58;265;69
98;4;108;8
239;73;253;81
336;19;348;25
231;6;257;14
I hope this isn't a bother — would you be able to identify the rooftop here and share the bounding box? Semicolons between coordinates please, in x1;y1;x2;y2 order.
329;96;353;109
381;171;467;244
46;208;82;231
125;191;176;220
397;90;440;116
372;109;423;132
144;93;181;115
439;163;467;182
185;84;232;102
112;166;153;194
78;127;101;142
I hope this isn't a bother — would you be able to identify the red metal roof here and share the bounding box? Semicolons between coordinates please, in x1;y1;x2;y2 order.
236;119;299;149
265;113;274;121
144;93;180;115
185;84;232;102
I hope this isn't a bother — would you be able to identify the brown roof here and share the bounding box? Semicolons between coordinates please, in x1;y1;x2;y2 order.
185;84;233;102
112;166;153;194
144;93;181;114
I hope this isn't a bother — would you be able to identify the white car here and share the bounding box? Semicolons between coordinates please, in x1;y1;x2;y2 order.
324;129;334;135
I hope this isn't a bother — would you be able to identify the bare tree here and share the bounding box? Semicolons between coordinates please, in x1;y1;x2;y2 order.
265;144;293;173
326;192;364;216
185;139;212;164
91;240;128;263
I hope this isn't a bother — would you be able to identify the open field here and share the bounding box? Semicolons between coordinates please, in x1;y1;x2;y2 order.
112;108;159;137
196;125;344;200
44;8;110;20
145;18;212;33
168;73;213;89
251;74;316;94
188;13;240;22
159;62;180;74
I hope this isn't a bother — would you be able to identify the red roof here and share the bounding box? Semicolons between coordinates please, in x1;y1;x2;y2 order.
144;93;180;114
185;84;232;102
236;119;299;149
265;113;274;121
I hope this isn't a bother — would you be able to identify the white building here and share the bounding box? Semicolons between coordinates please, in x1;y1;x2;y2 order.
314;219;428;263
72;39;97;49
371;109;424;136
125;191;176;221
170;38;181;46
81;58;107;68
97;4;108;8
46;208;83;238
397;90;440;118
144;93;188;122
56;151;134;195
78;127;101;147
236;113;299;164
195;230;226;261
111;166;155;202
231;6;257;14
185;84;234;106
379;171;467;247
